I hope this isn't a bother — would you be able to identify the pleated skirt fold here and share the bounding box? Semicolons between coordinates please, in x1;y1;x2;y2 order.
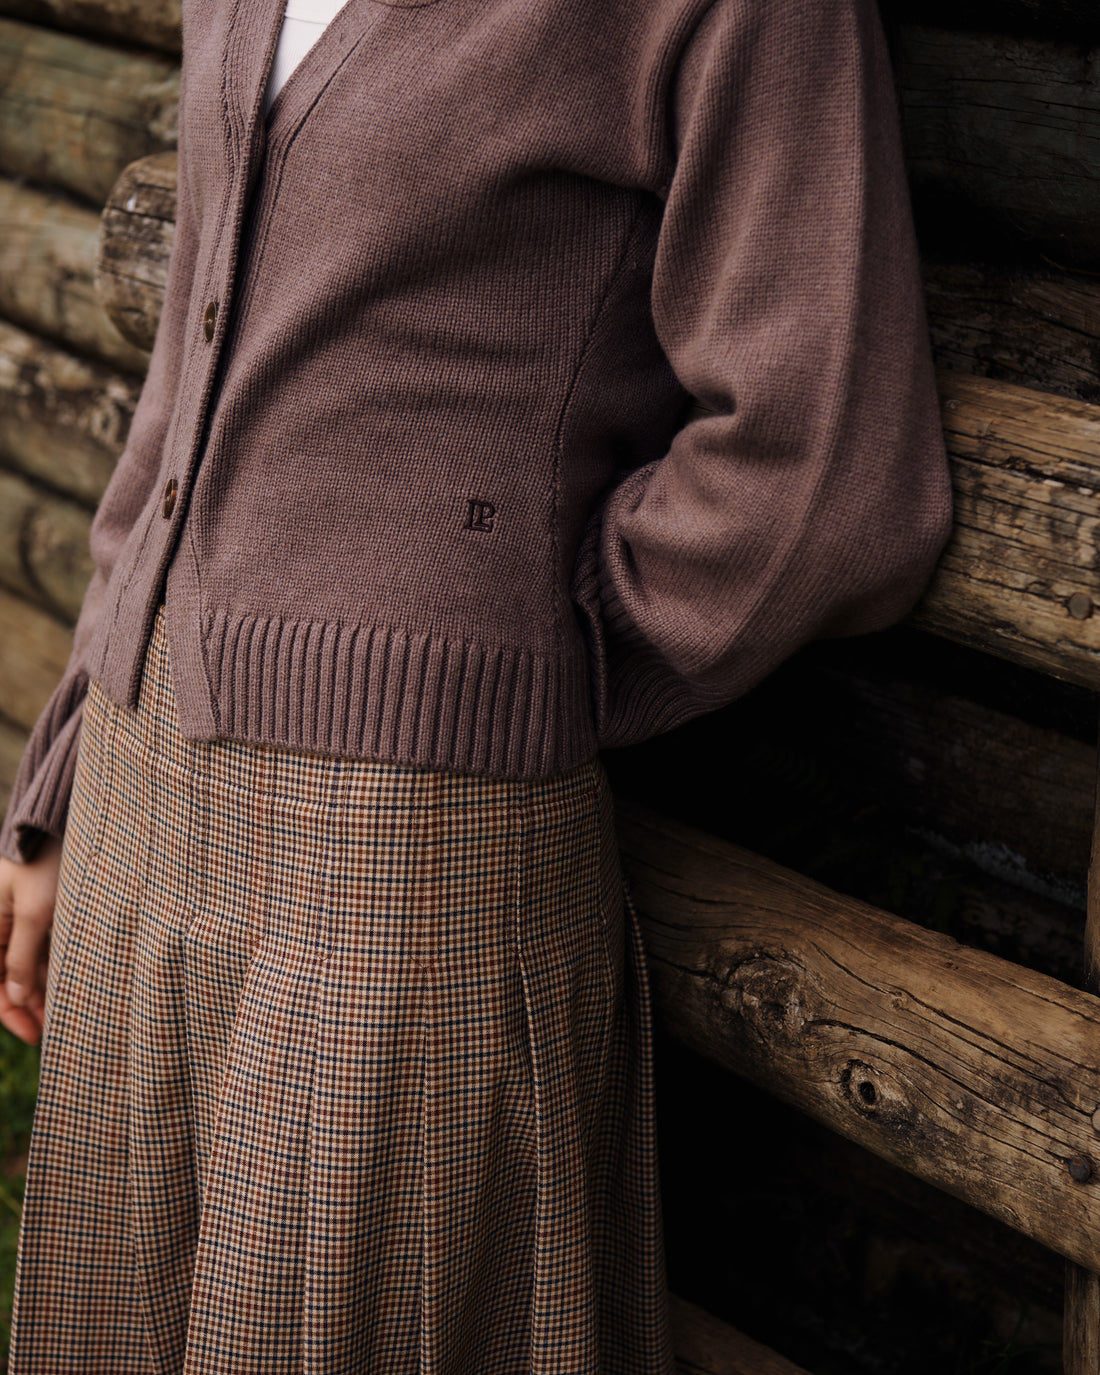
10;609;673;1375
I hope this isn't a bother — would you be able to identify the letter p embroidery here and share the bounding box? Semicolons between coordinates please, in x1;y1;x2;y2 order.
465;499;497;533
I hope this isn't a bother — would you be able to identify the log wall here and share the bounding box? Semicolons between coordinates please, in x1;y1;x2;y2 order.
1;2;1098;1371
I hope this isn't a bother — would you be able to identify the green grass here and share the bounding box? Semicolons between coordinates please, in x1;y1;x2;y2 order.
0;1034;39;1375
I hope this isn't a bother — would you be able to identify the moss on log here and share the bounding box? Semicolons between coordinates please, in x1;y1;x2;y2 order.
0;17;178;206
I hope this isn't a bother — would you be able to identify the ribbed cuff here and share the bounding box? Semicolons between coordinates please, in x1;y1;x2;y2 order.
570;501;711;752
0;677;87;862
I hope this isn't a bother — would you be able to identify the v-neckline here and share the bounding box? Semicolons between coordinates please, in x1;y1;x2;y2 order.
226;0;449;160
262;0;364;145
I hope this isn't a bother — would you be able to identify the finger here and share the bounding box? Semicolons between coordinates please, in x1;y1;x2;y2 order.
5;896;53;1010
0;991;42;1044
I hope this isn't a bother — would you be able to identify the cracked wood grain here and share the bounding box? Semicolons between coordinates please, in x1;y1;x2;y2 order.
617;802;1100;1273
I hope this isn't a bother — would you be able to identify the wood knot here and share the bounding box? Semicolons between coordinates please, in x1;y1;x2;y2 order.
841;1061;885;1114
721;955;806;1035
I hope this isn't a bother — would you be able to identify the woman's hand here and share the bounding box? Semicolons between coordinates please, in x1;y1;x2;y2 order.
0;836;62;1044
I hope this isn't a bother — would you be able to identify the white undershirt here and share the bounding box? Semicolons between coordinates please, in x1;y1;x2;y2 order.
263;0;345;115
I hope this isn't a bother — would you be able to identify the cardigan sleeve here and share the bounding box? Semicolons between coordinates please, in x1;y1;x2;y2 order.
0;152;201;863
571;0;953;749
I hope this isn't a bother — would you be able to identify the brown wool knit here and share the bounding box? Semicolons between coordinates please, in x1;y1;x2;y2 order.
2;0;953;862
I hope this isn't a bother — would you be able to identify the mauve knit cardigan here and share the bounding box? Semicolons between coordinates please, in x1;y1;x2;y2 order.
2;0;953;861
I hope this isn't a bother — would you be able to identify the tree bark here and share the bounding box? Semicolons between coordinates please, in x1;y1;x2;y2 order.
0;17;178;207
0;710;28;821
0;175;149;372
882;0;1100;46
618;802;1100;1274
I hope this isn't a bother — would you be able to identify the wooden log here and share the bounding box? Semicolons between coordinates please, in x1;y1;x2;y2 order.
0;0;180;55
657;1045;1066;1367
897;27;1100;271
96;153;177;353
618;802;1100;1274
914;372;1100;693
669;1296;811;1375
0;587;71;732
0;18;178;207
0;177;149;373
1066;1265;1100;1374
925;262;1100;407
809;660;1094;894
0;469;93;623
0;319;132;506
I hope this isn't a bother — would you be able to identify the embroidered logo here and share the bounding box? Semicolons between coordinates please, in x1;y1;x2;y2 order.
465;499;497;533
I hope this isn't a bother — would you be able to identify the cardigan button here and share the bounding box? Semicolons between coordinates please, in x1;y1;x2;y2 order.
203;301;218;342
162;478;178;518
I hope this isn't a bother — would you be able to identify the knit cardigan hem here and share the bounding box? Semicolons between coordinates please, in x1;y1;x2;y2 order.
182;606;600;780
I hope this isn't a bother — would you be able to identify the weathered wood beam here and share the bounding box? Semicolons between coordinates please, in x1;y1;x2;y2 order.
670;1296;810;1375
0;587;71;733
0;176;148;373
915;372;1100;692
96;152;177;353
0;17;178;207
925;262;1100;407
618;803;1100;1273
1066;1254;1100;1371
0;469;93;623
897;26;1100;270
0;0;180;55
0;319;133;506
809;659;1094;895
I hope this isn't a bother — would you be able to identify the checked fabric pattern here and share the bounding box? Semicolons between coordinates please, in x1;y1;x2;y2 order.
11;608;673;1374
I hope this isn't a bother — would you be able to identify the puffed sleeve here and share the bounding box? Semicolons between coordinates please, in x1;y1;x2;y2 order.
0;149;201;862
571;0;953;748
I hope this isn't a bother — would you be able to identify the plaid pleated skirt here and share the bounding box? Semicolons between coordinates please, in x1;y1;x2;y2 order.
11;608;673;1374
